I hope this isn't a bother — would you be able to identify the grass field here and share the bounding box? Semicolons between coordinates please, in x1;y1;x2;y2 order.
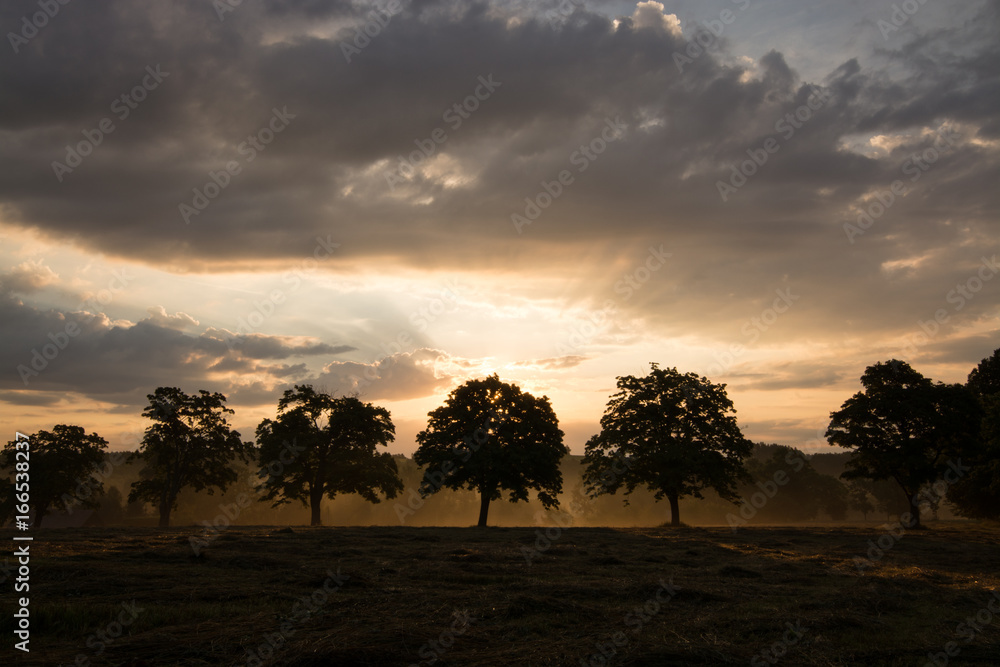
3;522;999;666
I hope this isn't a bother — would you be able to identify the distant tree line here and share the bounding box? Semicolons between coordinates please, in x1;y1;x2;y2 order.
2;348;999;528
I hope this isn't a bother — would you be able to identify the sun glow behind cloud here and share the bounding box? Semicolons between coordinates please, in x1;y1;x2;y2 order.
0;0;997;456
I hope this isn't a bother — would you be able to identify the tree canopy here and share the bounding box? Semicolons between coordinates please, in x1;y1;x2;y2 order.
583;364;753;526
414;375;567;527
826;360;982;528
948;348;1000;519
967;348;1000;398
128;387;251;527
1;425;108;528
256;385;403;526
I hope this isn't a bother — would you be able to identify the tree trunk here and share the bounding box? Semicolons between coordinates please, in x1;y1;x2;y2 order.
906;493;921;529
668;494;680;527
310;486;323;526
477;491;490;527
158;502;171;528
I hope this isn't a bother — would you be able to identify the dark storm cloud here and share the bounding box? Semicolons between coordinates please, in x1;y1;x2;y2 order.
219;332;355;359
1;0;997;345
0;288;354;403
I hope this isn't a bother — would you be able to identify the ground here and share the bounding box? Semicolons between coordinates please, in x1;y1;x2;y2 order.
2;522;999;666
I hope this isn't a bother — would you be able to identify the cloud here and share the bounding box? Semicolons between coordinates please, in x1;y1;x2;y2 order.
219;332;355;360
312;348;455;401
629;1;682;37
730;361;847;391
0;260;59;295
0;293;357;405
1;0;998;447
512;355;590;370
0;1;993;347
142;306;199;330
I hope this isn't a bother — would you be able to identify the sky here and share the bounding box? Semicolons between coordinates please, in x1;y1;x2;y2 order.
1;0;998;456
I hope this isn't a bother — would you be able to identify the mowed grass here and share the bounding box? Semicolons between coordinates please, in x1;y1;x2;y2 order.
2;522;999;666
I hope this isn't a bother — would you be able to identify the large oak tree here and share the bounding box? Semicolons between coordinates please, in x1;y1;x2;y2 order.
414;375;567;527
583;364;752;526
256;385;403;526
129;387;251;527
1;425;108;528
826;360;981;528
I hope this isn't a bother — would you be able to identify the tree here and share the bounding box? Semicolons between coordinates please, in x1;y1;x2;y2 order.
583;364;753;526
96;485;125;524
967;348;1000;398
847;482;875;520
128;387;251;527
256;385;403;526
414;375;567;527
826;360;982;529
0;425;108;528
949;349;1000;520
738;444;848;523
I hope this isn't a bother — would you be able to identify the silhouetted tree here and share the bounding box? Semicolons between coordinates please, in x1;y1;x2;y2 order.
739;444;848;522
826;360;981;528
583;364;753;526
0;425;108;528
414;375;567;527
864;478;912;520
949;349;1000;520
128;387;251;527
96;485;125;524
256;385;403;526
847;482;875;520
967;348;1000;398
